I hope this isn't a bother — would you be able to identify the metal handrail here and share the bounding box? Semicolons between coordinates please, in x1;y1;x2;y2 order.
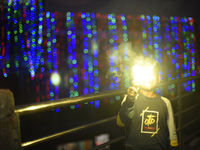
21;116;117;148
15;75;200;116
156;75;200;87
15;89;127;116
183;129;200;143
15;75;200;149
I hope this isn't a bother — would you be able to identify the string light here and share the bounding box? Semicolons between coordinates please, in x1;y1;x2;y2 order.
108;13;119;104
1;5;199;108
122;14;129;89
66;12;79;109
91;12;100;108
188;17;196;92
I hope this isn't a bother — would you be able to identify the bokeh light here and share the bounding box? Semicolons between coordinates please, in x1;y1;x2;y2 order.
0;2;199;109
50;71;61;86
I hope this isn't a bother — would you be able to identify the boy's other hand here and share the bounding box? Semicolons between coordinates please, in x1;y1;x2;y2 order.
127;86;139;101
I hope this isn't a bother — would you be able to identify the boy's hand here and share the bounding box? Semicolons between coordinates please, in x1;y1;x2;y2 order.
127;86;139;101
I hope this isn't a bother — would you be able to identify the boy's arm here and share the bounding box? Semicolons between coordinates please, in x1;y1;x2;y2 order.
164;97;179;148
168;103;178;147
117;95;135;127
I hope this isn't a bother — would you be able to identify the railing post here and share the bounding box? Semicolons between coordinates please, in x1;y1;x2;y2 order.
0;89;21;150
177;83;182;149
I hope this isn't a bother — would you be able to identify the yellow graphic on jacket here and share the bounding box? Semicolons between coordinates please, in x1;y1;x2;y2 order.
151;128;160;137
141;110;159;134
144;114;156;126
140;107;149;116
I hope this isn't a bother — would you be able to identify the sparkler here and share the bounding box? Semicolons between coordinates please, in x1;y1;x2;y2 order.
132;62;157;89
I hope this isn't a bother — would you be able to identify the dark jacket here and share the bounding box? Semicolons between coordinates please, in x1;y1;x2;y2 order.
117;92;178;150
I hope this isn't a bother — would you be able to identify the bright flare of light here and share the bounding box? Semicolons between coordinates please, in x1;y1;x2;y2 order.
50;71;61;86
132;64;154;88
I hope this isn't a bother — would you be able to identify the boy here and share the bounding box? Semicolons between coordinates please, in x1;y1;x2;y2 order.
117;57;178;150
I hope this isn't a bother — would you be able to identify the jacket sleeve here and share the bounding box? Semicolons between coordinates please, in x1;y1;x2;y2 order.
117;95;135;127
161;97;179;147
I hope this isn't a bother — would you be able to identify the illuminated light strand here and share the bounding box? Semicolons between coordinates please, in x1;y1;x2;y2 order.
30;0;38;73
81;12;92;106
42;12;50;101
162;16;168;82
181;17;190;78
0;1;8;77
66;12;78;109
66;12;79;109
22;3;28;67
153;15;159;62
176;17;185;94
108;13;118;89
115;15;122;101
18;8;25;64
152;15;164;95
188;17;195;76
171;17;179;97
90;12;100;108
97;13;108;97
35;0;43;74
38;11;45;103
0;7;3;72
85;13;95;106
13;0;20;75
24;0;43;102
74;13;80;100
188;17;196;92
175;17;182;80
21;0;43;80
181;17;191;92
51;12;60;112
108;13;118;104
71;12;78;108
24;0;38;79
38;4;44;73
122;14;129;88
146;15;153;57
162;16;172;96
96;13;108;105
28;0;36;78
141;15;147;57
167;16;176;97
5;4;9;77
167;17;174;82
45;11;54;101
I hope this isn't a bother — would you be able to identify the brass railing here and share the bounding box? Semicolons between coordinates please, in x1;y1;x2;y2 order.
3;75;200;149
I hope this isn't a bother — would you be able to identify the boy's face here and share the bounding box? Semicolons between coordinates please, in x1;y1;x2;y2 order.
138;68;159;91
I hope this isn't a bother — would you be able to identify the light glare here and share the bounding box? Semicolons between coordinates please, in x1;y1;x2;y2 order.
132;64;154;87
51;72;61;86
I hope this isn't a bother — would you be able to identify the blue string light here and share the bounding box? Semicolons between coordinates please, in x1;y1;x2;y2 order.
66;12;79;109
1;6;200;108
141;15;147;57
147;15;153;56
122;14;129;88
91;12;100;108
152;15;163;95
